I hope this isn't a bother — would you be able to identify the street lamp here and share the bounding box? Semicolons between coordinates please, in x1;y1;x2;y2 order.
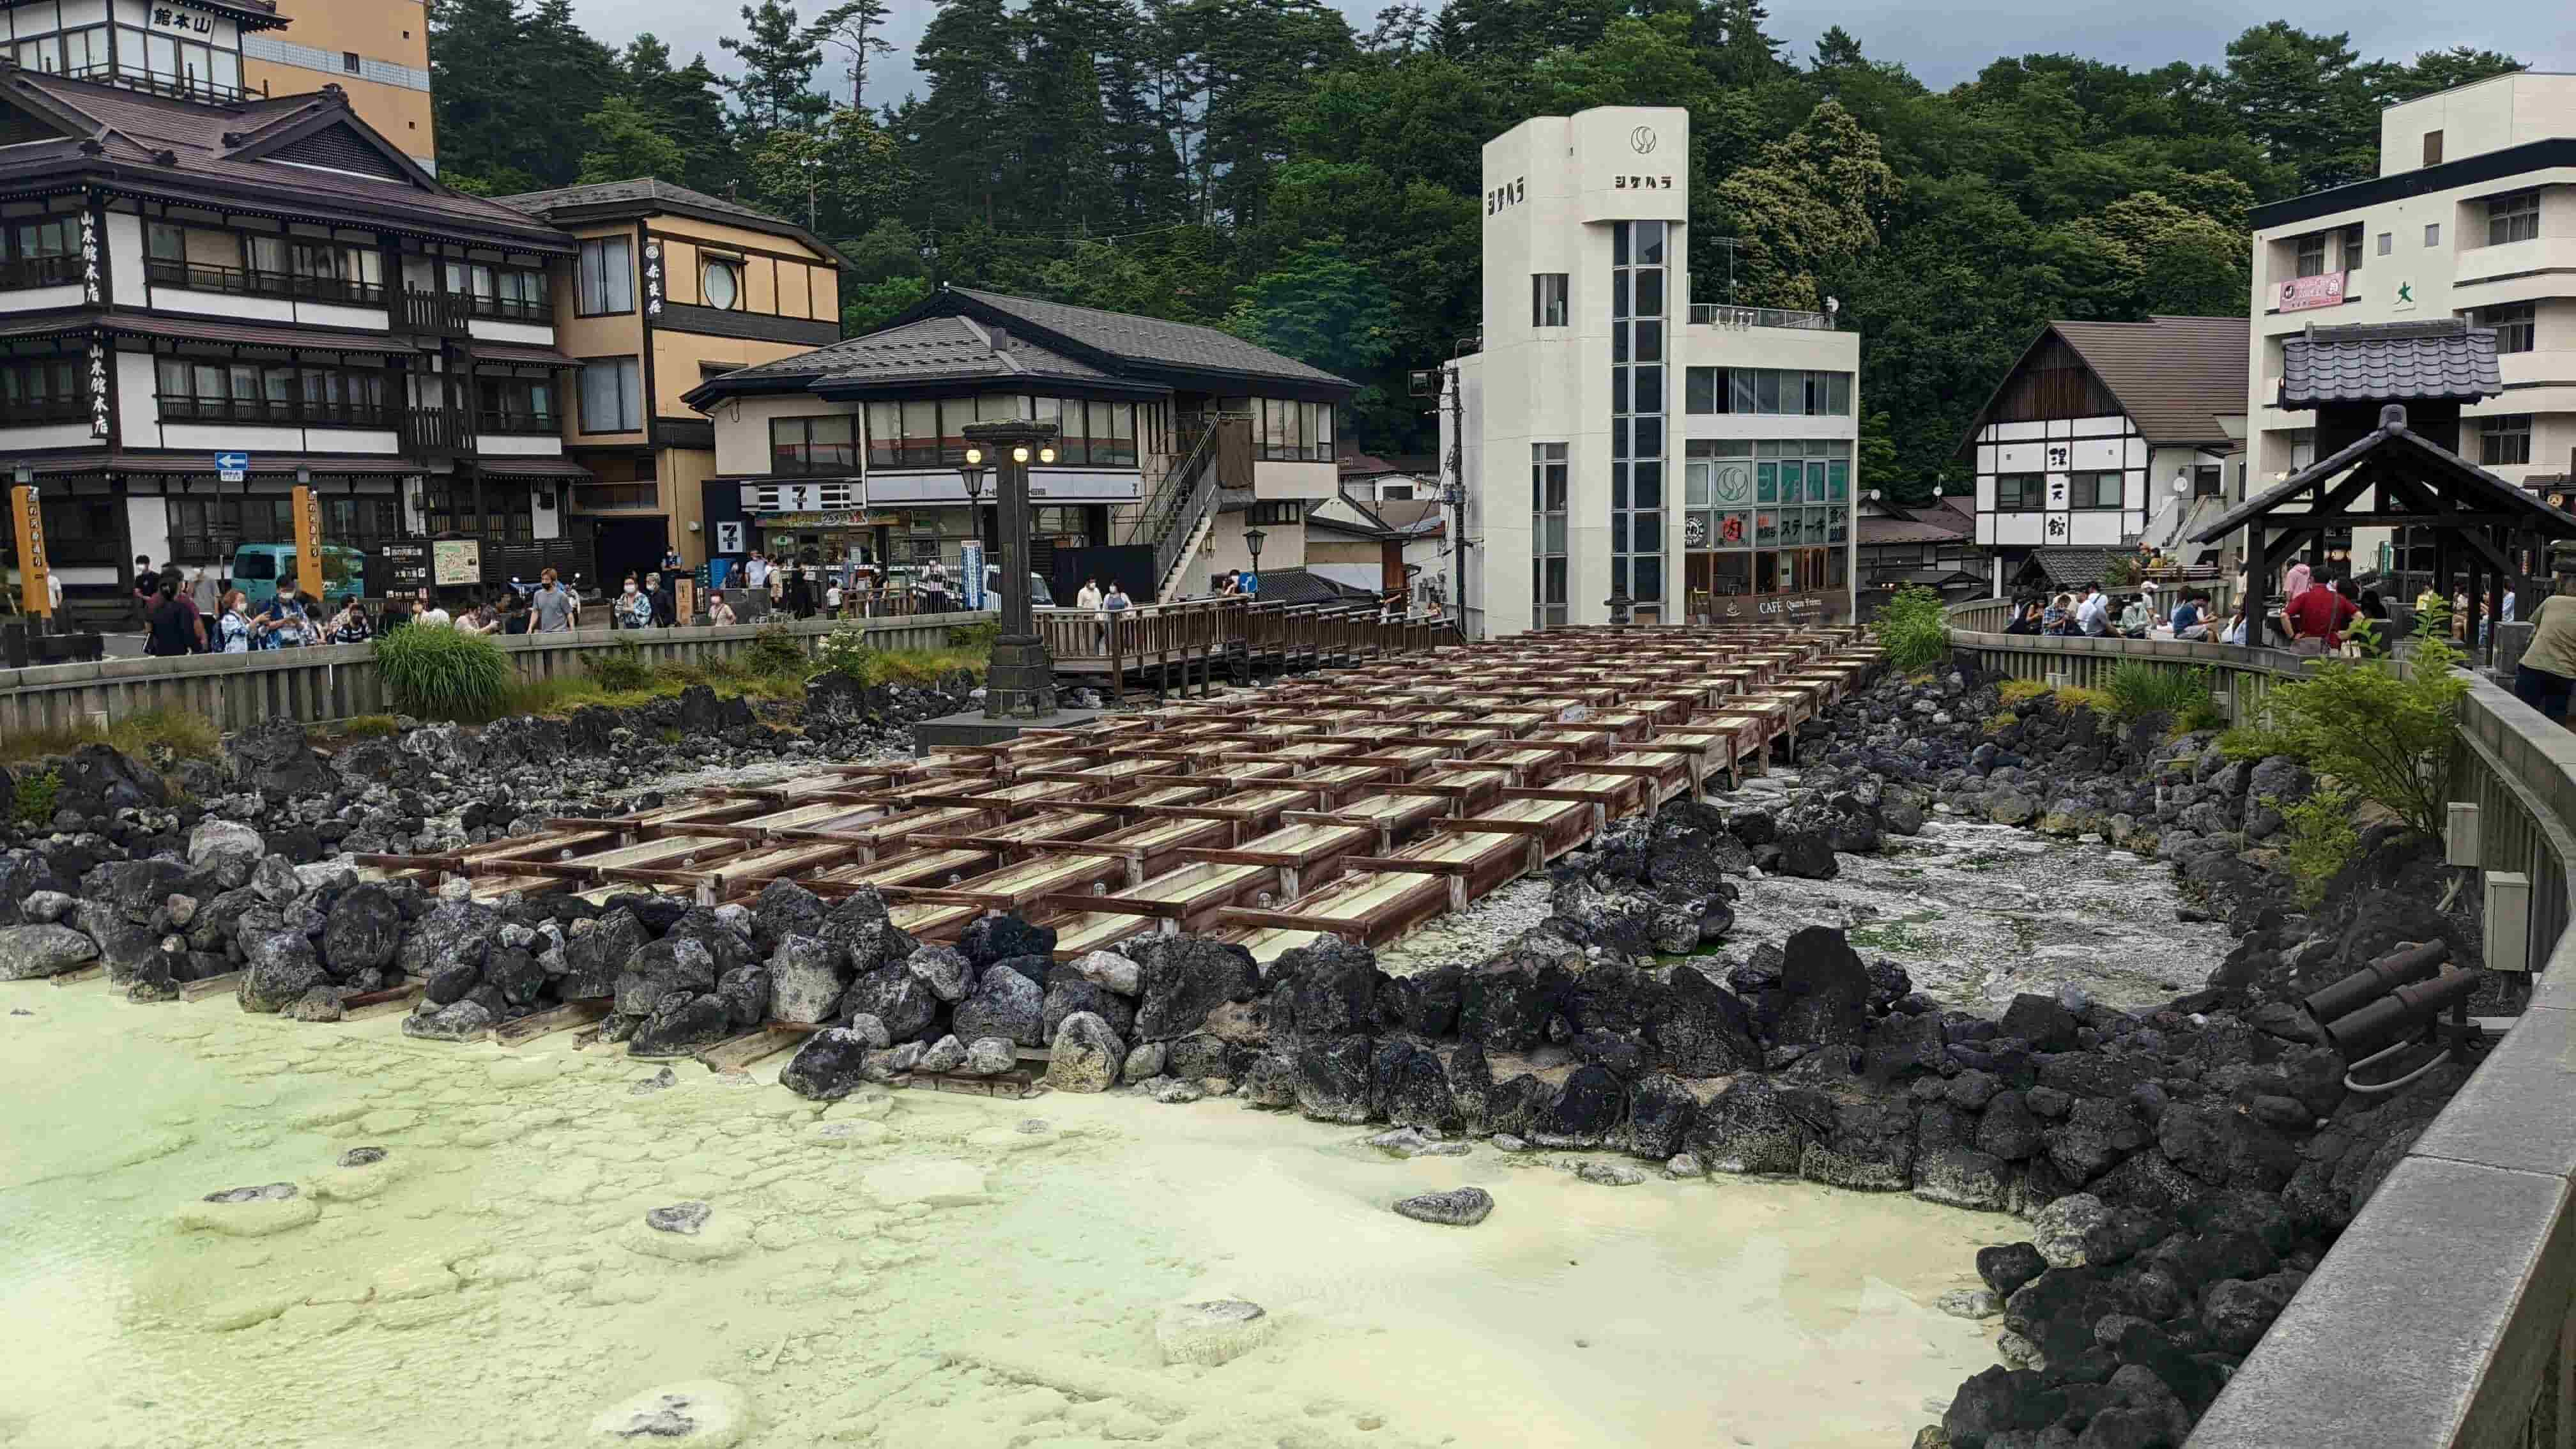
1243;526;1266;586
963;418;1061;720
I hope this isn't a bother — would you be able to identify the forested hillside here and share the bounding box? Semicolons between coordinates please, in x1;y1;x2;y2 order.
427;0;2518;498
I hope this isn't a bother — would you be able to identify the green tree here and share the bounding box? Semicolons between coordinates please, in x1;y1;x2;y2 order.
620;34;738;191
2222;22;2380;192
721;1;830;141
1223;238;1397;408
749;106;905;237
808;0;893;107
1710;100;1901;309
577;95;687;183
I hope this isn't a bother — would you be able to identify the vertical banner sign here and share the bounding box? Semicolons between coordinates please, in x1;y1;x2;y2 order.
292;484;323;598
86;337;108;438
12;485;48;618
960;540;985;610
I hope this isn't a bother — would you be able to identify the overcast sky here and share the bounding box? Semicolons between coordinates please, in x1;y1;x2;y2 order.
567;0;2575;109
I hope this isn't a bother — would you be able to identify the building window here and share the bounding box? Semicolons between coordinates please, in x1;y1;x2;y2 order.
1683;367;1852;416
2193;465;2223;499
2423;130;2444;166
2341;226;2363;272
2377;231;2392;257
441;260;549;321
0;356;87;422
1531;442;1567;629
1531;273;1568;328
2294;234;2327;278
576;356;642;433
2480;302;2536;355
164;496;295;564
2071;471;2124;510
771;415;857;476
154;356;387;427
2424;222;2441;249
860;396;1138;470
342;50;361;73
1255;399;1332;463
1245;500;1304;526
2487;190;2541;247
1994;473;2043;510
702;257;743;310
576;236;634;315
1681;438;1849;610
0;216;76;289
475;376;558;433
2481;414;2533;467
1610;220;1666;614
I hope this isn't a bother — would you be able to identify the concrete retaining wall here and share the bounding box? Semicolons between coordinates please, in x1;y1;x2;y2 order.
0;612;995;735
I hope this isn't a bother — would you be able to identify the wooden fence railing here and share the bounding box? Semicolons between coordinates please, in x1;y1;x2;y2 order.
0;612;992;736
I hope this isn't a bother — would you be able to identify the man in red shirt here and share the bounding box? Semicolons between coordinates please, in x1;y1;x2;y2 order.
2283;569;2359;654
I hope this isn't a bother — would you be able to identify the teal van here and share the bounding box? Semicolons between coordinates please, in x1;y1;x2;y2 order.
230;544;367;608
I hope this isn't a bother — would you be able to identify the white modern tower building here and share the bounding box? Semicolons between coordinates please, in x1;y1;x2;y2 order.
1441;105;1862;636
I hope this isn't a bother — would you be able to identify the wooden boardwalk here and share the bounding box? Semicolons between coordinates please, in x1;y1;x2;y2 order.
360;624;1882;974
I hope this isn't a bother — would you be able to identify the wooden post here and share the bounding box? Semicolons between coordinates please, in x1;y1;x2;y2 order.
2241;521;2268;654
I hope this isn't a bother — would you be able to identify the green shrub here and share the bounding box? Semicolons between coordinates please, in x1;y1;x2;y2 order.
583;638;654;693
1875;585;1951;673
947;619;1000;652
13;767;59;825
2102;661;2226;733
744;621;810;677
376;624;513;721
340;714;401;738
2276;784;2361;908
2230;629;2466;839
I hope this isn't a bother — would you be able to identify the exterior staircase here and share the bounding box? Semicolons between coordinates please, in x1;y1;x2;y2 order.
1126;415;1244;602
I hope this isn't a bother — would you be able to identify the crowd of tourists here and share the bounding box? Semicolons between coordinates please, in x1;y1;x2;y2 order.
1995;568;2396;657
134;555;588;656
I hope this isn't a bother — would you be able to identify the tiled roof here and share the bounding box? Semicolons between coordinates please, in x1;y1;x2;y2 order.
1255;567;1376;604
2192;402;2576;544
2016;547;2117;588
2278;319;2503;407
946;288;1354;391
493;178;832;256
496;178;789;228
0;71;570;250
1859;517;1969;547
2046;316;2250;445
720;315;1146;392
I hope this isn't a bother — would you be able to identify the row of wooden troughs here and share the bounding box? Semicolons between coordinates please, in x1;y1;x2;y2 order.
358;624;1884;967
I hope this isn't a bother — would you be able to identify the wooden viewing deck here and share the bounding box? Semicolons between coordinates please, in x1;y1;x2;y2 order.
355;622;1881;1059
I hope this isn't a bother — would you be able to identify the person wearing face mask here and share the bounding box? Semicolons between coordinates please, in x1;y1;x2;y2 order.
618;575;654;629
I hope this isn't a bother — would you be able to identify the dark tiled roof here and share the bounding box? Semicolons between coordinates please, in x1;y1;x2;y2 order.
947;288;1353;391
469;342;583;369
0;72;571;250
1859;517;1969;546
1255;567;1375;604
497;178;787;227
2046;316;2250;445
2192;403;2576;544
2278;319;2503;408
473;457;594;479
2016;548;2117;588
493;178;834;257
719;315;1147;392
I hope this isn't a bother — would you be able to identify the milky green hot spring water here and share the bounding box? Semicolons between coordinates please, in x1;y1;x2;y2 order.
1;984;2004;1448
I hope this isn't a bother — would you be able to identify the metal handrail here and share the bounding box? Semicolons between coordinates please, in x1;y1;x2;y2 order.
1689;303;1833;330
1128;418;1235;600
